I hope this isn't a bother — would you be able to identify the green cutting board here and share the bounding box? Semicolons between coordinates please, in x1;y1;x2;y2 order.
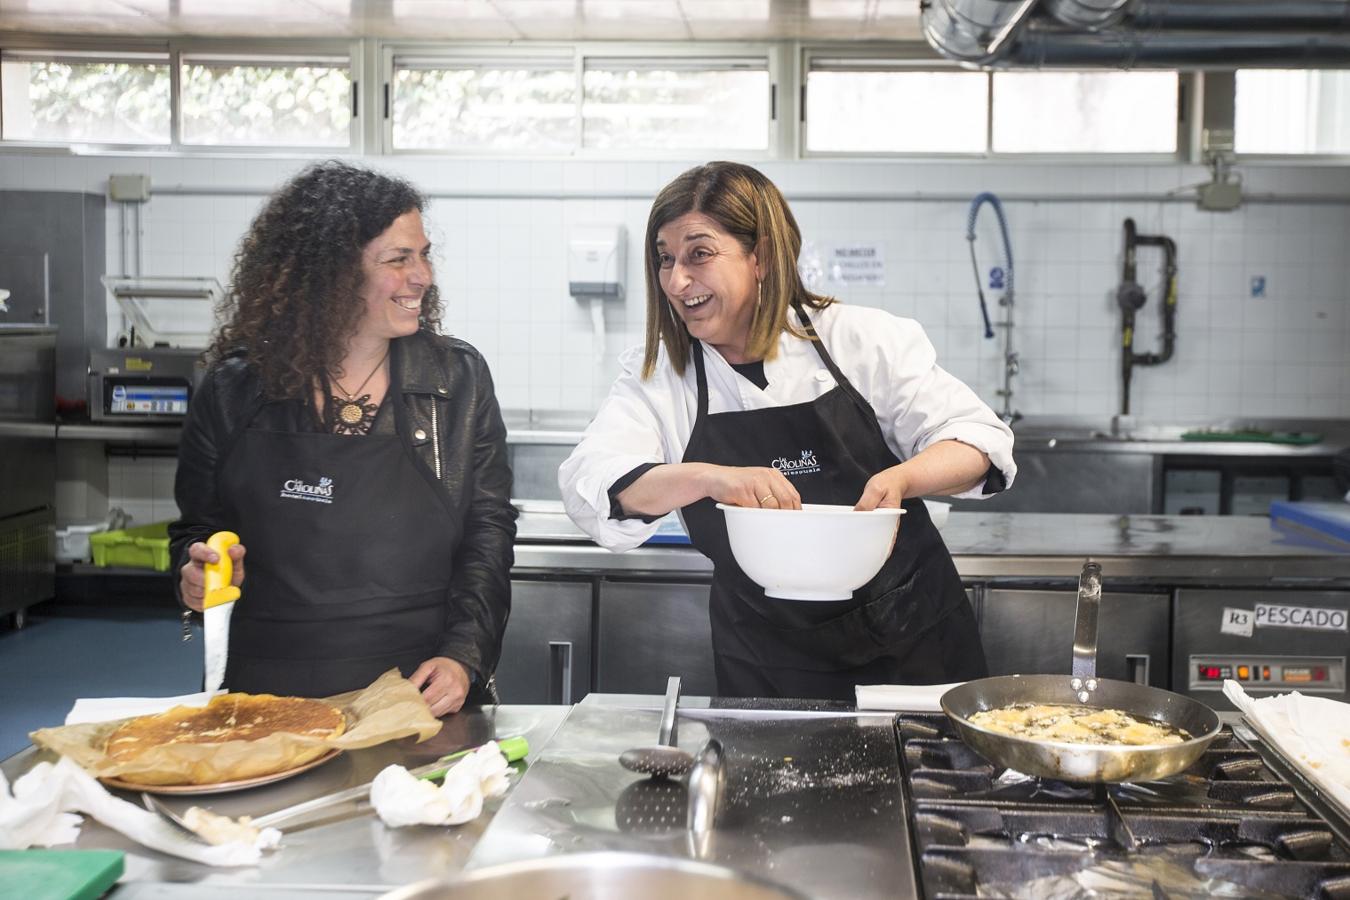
0;850;124;900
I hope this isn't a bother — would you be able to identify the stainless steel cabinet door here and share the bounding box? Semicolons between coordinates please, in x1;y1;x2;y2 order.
981;589;1170;687
495;579;592;704
596;581;717;696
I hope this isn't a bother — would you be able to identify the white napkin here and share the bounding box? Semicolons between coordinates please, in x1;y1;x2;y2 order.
1224;680;1350;811
855;682;965;712
370;742;512;828
66;690;225;726
0;756;279;865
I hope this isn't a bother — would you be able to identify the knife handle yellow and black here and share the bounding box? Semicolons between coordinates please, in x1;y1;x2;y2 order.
203;530;242;608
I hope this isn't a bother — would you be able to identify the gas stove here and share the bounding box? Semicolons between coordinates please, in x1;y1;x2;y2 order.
896;714;1350;899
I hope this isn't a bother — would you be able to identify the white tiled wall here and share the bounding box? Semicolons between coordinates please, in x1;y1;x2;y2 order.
3;151;1348;519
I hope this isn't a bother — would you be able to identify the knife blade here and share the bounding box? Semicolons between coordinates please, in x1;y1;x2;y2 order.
202;531;241;694
251;735;529;831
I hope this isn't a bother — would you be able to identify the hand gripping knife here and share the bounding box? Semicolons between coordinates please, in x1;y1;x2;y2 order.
202;531;242;694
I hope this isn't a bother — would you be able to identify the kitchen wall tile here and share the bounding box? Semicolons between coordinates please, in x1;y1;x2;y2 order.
5;151;1348;457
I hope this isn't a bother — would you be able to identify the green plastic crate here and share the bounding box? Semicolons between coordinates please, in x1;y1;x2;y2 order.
89;521;172;572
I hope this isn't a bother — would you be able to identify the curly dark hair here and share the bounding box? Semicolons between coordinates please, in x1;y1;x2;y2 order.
208;160;444;398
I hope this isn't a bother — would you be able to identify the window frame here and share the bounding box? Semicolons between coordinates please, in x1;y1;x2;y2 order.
798;44;1195;163
1230;67;1350;164
0;34;362;154
378;41;782;159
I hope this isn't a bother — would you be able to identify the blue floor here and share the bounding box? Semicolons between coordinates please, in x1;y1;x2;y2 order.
0;610;202;760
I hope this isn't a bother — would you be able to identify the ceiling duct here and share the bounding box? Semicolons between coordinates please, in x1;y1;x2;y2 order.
1042;0;1133;30
921;0;1350;68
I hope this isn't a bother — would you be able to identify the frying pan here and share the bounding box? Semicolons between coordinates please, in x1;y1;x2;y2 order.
941;561;1221;783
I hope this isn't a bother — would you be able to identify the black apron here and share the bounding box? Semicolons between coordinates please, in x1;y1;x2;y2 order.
217;407;458;698
679;305;988;700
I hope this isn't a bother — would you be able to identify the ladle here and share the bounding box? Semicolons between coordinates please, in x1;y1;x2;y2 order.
619;676;694;779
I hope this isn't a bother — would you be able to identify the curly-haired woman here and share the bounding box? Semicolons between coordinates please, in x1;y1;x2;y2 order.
169;161;515;716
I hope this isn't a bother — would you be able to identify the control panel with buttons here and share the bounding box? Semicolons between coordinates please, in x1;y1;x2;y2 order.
1188;655;1346;693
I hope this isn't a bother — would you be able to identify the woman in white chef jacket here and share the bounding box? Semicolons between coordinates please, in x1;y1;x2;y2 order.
559;161;1016;700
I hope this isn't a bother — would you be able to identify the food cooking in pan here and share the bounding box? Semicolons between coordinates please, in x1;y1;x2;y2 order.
968;703;1190;746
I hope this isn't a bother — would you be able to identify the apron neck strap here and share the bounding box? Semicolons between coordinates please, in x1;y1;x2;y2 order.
690;338;710;418
791;301;849;386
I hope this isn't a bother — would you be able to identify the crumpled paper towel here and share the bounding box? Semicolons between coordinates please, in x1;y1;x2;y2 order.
1224;679;1350;811
855;682;965;712
0;756;279;866
370;743;512;828
65;690;225;726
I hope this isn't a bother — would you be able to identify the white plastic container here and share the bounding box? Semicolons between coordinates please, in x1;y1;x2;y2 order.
55;523;109;564
923;499;952;529
717;503;904;601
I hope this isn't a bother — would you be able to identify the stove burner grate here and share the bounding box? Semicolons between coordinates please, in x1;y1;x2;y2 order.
897;714;1350;899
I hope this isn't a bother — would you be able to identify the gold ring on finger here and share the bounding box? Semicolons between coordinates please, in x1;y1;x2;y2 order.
759;494;775;505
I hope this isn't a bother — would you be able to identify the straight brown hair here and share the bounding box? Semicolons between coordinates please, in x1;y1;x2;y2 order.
641;161;835;379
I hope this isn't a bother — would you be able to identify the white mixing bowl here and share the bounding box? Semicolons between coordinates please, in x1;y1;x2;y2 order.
717;503;905;601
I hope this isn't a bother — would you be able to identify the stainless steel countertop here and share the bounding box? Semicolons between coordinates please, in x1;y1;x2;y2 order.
0;706;569;898
514;511;1350;584
469;694;914;900
3;698;914;900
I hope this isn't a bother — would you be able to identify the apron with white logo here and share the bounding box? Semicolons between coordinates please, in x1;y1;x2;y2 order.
679;304;988;700
217;414;458;698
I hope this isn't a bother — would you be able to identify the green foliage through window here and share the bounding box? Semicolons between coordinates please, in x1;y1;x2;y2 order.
181;62;350;146
1;58;170;144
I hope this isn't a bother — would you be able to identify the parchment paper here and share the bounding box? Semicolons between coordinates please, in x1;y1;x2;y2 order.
30;668;442;785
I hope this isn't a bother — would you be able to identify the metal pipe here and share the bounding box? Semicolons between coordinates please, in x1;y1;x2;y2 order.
925;0;1350;68
147;185;1350;205
920;0;1043;67
1131;0;1350;30
1042;0;1132;30
1006;27;1350;68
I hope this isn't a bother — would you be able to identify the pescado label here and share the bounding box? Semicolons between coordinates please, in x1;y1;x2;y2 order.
1254;603;1347;632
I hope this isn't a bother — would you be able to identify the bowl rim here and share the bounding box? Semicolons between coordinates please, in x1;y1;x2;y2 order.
716;502;906;517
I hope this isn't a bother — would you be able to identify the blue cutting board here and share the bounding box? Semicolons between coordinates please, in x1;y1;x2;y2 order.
1270;501;1350;547
0;850;124;900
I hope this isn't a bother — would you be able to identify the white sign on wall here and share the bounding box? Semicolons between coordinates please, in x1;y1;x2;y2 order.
827;244;886;286
1254;603;1348;632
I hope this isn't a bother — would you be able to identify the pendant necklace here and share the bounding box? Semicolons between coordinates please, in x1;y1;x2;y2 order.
329;348;388;435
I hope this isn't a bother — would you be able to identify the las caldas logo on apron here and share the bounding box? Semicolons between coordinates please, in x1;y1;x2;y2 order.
280;475;336;504
772;449;822;478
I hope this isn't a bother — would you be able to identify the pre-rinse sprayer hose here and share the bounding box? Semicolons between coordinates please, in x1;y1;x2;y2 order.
966;192;1015;340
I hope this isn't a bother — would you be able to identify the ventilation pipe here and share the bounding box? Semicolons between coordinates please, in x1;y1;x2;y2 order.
921;0;1350;68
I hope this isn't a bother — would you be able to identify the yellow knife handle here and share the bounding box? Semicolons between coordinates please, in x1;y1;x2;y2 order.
203;531;241;609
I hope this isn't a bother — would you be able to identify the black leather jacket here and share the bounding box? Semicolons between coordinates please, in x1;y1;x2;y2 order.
169;329;517;683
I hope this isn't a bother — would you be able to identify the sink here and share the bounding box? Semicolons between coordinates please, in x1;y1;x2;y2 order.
380;852;806;900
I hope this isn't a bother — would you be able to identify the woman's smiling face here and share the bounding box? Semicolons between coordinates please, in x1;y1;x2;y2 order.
356;209;432;342
656;211;761;363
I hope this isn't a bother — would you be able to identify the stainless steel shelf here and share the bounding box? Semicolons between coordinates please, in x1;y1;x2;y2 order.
57;423;182;443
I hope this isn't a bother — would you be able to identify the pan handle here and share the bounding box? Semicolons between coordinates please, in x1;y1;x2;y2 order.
1071;560;1102;701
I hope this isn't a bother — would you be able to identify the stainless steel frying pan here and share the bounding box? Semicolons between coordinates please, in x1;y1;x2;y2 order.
941;561;1222;783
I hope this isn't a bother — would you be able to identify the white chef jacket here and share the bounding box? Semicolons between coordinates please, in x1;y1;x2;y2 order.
559;303;1016;552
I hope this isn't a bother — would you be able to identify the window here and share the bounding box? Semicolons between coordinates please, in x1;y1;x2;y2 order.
992;71;1178;153
392;56;576;152
389;49;772;154
180;54;352;147
803;53;1180;156
582;57;770;151
0;50;170;144
804;61;987;153
1235;69;1350;155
